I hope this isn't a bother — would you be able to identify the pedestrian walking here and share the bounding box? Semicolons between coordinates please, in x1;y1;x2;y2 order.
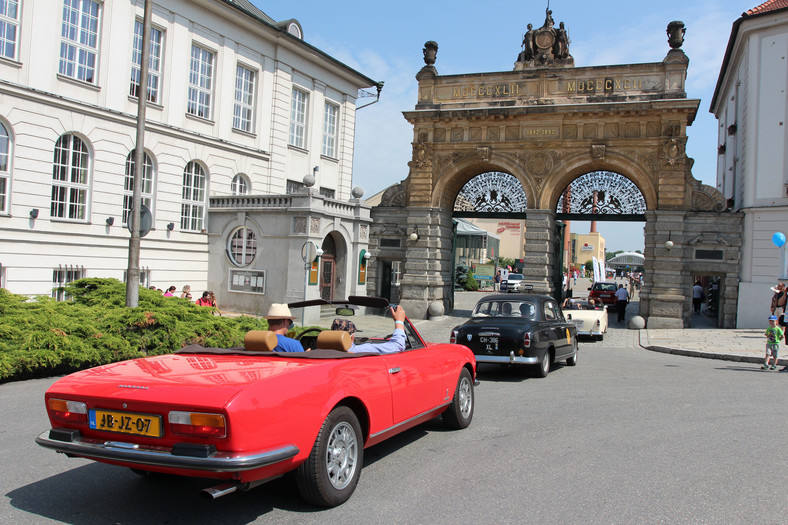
763;315;783;370
770;283;786;315
779;313;788;372
615;283;629;323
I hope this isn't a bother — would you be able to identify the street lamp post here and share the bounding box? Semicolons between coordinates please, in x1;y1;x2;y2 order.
126;0;152;307
301;241;322;326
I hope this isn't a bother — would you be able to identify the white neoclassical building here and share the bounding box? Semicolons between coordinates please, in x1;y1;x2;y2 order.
0;0;380;320
711;0;788;327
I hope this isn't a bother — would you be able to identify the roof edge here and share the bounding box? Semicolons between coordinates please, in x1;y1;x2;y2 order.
709;5;788;113
215;0;378;89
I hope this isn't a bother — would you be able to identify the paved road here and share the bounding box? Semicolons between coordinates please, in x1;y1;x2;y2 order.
2;295;786;524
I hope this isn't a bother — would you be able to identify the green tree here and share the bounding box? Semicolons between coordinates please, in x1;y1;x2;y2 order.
465;273;479;291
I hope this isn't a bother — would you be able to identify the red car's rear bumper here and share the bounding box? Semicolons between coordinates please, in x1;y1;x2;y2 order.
36;429;299;473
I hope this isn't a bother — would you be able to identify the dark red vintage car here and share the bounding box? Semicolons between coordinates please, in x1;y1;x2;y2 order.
36;297;476;507
588;282;619;309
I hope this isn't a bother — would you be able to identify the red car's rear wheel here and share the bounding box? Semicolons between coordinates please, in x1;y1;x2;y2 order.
296;406;363;507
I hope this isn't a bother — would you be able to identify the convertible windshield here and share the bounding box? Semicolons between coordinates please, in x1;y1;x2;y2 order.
472;300;536;320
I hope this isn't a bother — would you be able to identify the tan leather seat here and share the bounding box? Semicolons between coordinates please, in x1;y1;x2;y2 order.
244;330;278;351
315;330;352;352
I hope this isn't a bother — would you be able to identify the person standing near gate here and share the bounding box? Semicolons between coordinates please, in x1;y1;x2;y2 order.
615;283;630;323
692;281;704;314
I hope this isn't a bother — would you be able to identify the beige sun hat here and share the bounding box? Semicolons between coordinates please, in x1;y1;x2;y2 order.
265;303;295;320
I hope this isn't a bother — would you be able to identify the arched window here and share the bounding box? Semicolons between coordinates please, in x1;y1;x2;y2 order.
123;150;154;225
231;174;250;195
51;134;90;220
0;121;10;214
227;226;257;266
181;161;206;232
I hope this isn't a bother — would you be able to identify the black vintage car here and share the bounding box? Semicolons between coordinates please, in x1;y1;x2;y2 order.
450;294;578;377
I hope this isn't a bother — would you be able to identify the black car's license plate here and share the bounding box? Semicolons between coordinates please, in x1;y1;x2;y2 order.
89;409;162;437
479;336;498;351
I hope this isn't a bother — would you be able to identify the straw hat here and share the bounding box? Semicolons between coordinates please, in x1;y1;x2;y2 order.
265;303;295;320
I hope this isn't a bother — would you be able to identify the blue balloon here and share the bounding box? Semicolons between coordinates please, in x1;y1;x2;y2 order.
773;232;786;248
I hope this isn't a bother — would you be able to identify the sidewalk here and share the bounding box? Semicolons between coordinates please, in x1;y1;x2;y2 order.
639;328;787;367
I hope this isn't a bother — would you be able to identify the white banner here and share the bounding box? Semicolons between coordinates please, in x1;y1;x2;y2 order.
592;257;601;283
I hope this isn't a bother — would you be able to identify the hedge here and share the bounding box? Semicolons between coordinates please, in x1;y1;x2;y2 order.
0;278;316;383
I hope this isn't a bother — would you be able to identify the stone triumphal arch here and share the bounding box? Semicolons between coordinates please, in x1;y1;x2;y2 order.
368;13;742;328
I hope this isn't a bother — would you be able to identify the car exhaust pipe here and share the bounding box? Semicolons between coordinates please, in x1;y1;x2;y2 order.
202;481;241;499
201;478;274;499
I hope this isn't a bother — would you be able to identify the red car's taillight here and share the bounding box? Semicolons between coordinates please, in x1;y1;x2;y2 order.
450;330;457;344
523;332;531;348
169;411;226;438
48;398;88;425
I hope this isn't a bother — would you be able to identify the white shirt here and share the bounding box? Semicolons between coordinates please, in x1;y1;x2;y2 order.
614;287;629;301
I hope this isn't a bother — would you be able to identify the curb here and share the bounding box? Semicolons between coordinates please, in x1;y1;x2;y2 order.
637;330;787;365
642;345;767;364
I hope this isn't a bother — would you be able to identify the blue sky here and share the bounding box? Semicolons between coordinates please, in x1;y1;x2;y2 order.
256;0;756;252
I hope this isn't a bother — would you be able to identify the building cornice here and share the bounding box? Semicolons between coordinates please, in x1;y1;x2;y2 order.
207;0;379;90
709;4;788;113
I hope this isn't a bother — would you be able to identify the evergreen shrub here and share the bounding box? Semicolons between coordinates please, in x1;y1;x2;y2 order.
0;278;317;383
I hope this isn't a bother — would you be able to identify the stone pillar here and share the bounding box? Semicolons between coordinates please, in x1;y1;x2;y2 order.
522;209;556;294
642;210;687;328
398;207;454;319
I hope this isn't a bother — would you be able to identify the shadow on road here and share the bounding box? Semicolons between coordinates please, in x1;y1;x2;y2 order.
474;362;571;382
9;420;449;523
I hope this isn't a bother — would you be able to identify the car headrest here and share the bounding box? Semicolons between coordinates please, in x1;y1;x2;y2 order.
244;330;278;352
316;330;352;352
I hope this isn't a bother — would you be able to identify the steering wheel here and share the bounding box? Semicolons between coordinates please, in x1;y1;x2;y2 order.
295;328;323;351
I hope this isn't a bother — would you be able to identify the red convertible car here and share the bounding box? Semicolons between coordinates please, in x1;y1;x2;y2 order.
36;297;476;507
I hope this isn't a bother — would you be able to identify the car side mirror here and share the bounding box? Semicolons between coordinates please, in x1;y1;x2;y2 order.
587;287;591;291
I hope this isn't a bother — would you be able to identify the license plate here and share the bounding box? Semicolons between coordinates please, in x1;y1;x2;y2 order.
479;336;498;352
89;409;162;437
573;320;584;328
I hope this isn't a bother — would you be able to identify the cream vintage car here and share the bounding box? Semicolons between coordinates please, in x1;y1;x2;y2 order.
562;300;608;341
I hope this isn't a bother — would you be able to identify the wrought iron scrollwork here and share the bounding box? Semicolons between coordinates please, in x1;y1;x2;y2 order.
454;172;527;213
556;171;646;214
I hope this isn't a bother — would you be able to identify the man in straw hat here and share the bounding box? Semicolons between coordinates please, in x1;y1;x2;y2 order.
265;304;304;352
331;305;408;354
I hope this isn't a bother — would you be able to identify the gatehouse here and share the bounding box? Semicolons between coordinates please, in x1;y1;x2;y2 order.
368;10;742;328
